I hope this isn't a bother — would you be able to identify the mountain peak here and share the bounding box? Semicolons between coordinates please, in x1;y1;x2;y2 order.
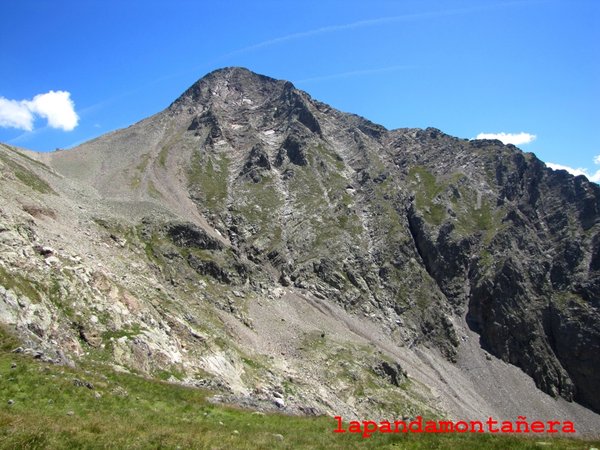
170;67;294;111
206;66;272;79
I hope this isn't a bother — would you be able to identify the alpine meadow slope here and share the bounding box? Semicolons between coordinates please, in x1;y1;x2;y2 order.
1;67;599;435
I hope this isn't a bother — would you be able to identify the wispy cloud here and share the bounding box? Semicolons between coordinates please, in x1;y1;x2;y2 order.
232;14;432;54
8;126;46;145
224;1;536;58
475;132;537;145
294;65;416;84
0;91;79;132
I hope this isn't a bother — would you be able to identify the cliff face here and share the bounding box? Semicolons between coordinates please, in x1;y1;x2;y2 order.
404;138;600;412
1;67;599;421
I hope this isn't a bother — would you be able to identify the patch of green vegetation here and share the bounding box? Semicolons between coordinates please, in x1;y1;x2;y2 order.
449;185;505;243
414;286;431;312
553;292;589;309
130;176;141;189
230;174;284;252
288;165;326;211
0;151;55;194
0;265;42;303
323;171;364;240
158;145;169;167
91;217;134;242
47;278;75;318
479;249;494;268
451;185;491;232
0;329;597;449
311;212;362;255
92;218;144;255
374;196;407;239
409;166;446;225
102;324;144;341
358;174;412;261
147;180;163;199
299;330;328;351
236;175;282;225
188;152;230;212
341;191;354;207
283;162;364;262
155;366;186;381
396;268;439;313
241;356;267;371
91;217;111;230
95;324;146;363
474;202;494;230
239;353;272;386
386;265;439;314
127;154;151;190
137;154;150;172
0;324;21;352
156;131;185;169
137;227;163;264
0;143;52;171
409;166;505;241
313;143;345;171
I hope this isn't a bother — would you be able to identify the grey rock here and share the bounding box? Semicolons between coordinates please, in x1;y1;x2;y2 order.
299;406;321;416
373;361;407;387
166;222;223;251
33;245;54;257
73;378;94;390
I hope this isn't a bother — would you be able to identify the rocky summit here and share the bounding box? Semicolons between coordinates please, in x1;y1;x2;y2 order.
1;67;599;432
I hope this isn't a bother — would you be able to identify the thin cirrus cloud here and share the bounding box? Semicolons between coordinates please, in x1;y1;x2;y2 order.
225;2;532;57
475;132;537;145
0;91;79;132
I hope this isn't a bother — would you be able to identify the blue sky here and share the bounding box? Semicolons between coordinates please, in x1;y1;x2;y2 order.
1;0;599;180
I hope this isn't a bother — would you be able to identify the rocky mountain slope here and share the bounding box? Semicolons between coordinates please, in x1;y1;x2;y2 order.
1;67;599;431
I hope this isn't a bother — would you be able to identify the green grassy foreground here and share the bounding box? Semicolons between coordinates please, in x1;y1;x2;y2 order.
0;327;598;449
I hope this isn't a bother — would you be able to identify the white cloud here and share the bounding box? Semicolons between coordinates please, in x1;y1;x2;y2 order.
0;90;78;131
26;91;79;131
546;162;600;183
594;154;600;165
0;97;34;130
475;132;537;145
